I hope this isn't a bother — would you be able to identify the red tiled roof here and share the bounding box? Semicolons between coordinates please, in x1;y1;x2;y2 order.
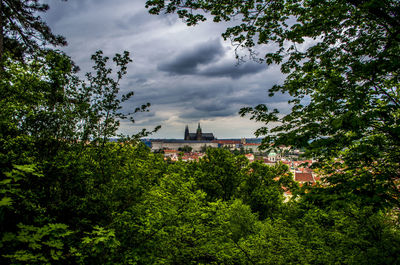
243;143;260;146
294;160;313;166
297;167;313;173
295;172;314;183
164;149;177;153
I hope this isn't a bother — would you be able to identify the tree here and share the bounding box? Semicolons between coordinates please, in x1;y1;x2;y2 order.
0;0;67;61
238;161;297;220
194;148;248;201
239;146;245;154
200;144;208;152
145;0;400;209
0;50;82;169
0;48;162;263
80;50;159;146
178;145;193;152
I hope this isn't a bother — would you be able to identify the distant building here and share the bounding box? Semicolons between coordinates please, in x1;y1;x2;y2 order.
212;140;241;150
185;123;215;141
263;158;276;166
267;151;281;162
151;140;218;152
243;143;261;153
150;123;217;152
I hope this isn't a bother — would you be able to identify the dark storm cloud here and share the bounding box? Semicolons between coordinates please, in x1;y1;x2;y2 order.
180;98;239;119
129;112;165;126
194;101;228;112
129;78;234;107
158;39;225;75
230;90;292;106
199;61;266;79
126;62;290;121
158;40;266;79
180;108;236;119
126;71;291;123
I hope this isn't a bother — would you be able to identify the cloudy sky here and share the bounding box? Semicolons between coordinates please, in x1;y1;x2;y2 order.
42;0;291;138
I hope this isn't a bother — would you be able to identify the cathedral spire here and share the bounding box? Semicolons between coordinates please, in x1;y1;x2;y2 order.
196;122;202;140
184;125;189;140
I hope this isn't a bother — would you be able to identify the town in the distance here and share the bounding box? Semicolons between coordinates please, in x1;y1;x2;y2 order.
142;123;318;193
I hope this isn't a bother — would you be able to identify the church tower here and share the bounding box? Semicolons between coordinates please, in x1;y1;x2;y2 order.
196;123;202;140
184;125;190;140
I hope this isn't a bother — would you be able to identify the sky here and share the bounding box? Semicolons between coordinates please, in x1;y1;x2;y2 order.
42;0;291;139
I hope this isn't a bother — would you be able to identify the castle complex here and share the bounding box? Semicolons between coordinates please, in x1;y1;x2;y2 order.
150;123;217;152
149;123;262;152
184;123;215;141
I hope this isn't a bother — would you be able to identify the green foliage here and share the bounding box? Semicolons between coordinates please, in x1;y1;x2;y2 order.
0;165;38;208
238;161;297;219
0;50;83;168
194;148;248;201
82;50;151;144
2;223;73;265
292;205;400;264
0;48;163;263
79;226;120;264
178;145;193;152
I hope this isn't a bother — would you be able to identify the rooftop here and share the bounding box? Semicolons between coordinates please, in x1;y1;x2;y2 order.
294;172;314;183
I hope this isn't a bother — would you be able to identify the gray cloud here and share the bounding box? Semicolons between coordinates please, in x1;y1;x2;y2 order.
180;108;236;119
179;98;238;119
158;39;225;75
194;100;228;112
158;39;267;79
199;61;266;79
124;72;291;124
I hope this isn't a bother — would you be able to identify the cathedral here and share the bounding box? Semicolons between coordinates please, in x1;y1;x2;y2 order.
184;123;215;141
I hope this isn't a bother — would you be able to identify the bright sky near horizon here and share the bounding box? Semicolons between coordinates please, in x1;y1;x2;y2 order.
42;0;292;138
